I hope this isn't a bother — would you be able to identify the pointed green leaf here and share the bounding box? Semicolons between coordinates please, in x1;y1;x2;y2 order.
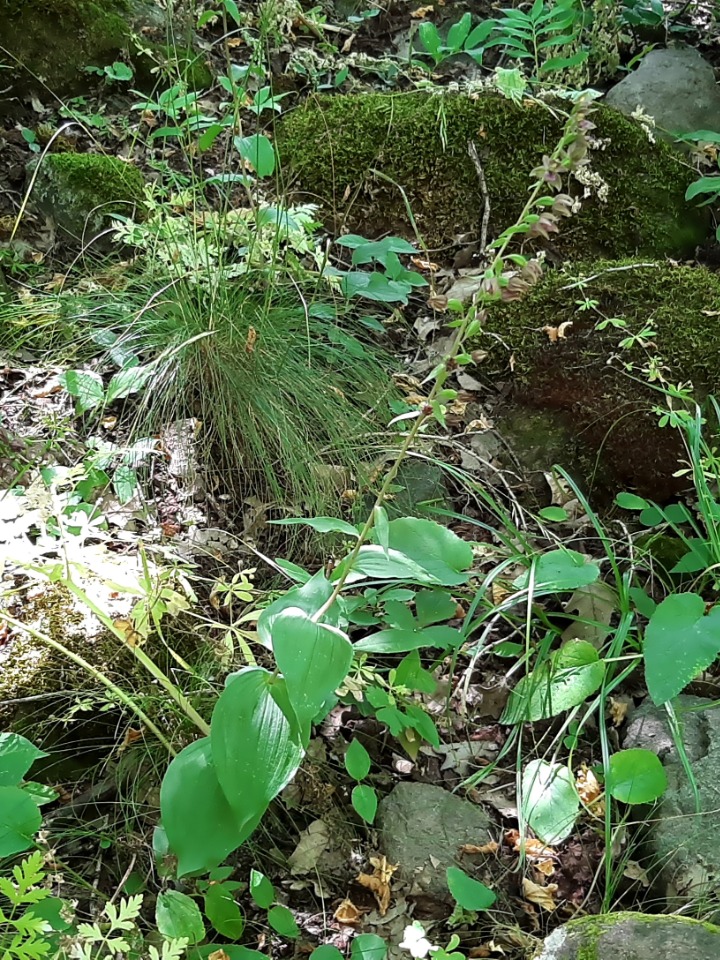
446;866;496;910
645;593;720;705
522;759;579;845
352;784;378;824
0;734;47;786
156;890;205;943
272;608;352;733
211;667;303;830
345;739;371;781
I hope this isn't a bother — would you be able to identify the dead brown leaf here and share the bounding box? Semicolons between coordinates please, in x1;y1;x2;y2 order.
522;877;559;912
542;321;573;343
623;860;650;887
411;4;436;17
576;765;603;811
334;898;363;925
460;841;499;855
356;855;398;916
608;696;630;727
209;951;231;960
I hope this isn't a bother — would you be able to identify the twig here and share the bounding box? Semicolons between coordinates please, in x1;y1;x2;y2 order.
468;141;491;256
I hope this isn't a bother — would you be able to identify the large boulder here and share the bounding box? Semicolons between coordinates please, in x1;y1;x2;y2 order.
604;45;720;140
624;697;720;912
533;912;720;960
1;0;210;106
475;260;720;499
277;92;707;258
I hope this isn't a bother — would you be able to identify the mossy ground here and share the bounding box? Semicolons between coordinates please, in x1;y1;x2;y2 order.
276;92;707;259
479;260;720;498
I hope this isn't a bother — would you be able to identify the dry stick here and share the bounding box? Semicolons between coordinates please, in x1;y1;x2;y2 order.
468;140;491;257
313;99;592;622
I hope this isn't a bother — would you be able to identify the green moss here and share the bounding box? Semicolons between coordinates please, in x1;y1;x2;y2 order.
484;259;720;389
31;153;145;241
3;0;130;95
477;260;720;499
531;911;720;960
277;92;707;258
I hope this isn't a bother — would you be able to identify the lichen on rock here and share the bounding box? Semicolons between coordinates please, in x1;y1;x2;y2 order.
276;91;707;258
28;152;145;243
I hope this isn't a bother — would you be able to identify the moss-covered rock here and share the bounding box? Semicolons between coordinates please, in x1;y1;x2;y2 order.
476;260;720;499
533;911;720;960
28;153;144;243
2;0;130;100
276;92;707;259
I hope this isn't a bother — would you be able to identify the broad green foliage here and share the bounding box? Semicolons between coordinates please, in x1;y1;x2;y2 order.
446;867;496;911
502;640;606;723
644;595;720;705
522;759;580;845
607;749;667;804
161;517;472;873
0;735;53;858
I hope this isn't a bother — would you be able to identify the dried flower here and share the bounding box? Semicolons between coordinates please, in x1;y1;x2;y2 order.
551;193;575;218
527;214;560;240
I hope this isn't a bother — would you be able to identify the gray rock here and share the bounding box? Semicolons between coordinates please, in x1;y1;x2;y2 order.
533;912;720;960
624;696;720;910
604;46;720;140
377;782;494;905
391;460;450;518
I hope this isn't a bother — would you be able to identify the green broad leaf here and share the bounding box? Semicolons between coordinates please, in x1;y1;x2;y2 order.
616;492;650;510
671;539;712;573
59;369;104;414
375;706;408;737
0;785;41;856
310;947;344;960
502;640;605;723
538;506;567;522
342;545;436;583
607;749;667;804
446;866;496;910
415;589;457;627
345;738;371;781
272;517;360;536
513;549;600;594
113;465;137;505
106;365;150;402
156;890;206;943
394;650;437;694
257;571;339;649
27;895;72;932
234;134;276;177
22;782;58;806
522;759;579;845
267;905;300;938
249;869;275;909
404;705;440;747
160;738;249;877
383;518;474;586
204;882;244;939
351;933;387;960
447;11;472;50
644;594;720;705
352;784;378;824
353;624;463;654
0;733;47;786
271;608;353;733
418;20;442;57
374;505;390;553
211;667;303;831
686;176;720;202
198;123;224;152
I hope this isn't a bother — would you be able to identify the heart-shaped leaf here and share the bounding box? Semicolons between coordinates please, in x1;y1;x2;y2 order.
522;759;579;845
383;518;473;586
645;594;720;704
0;734;47;786
514;549;600;594
156;890;205;943
607;749;668;804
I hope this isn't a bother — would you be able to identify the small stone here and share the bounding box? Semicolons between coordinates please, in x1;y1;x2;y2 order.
377;782;494;908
